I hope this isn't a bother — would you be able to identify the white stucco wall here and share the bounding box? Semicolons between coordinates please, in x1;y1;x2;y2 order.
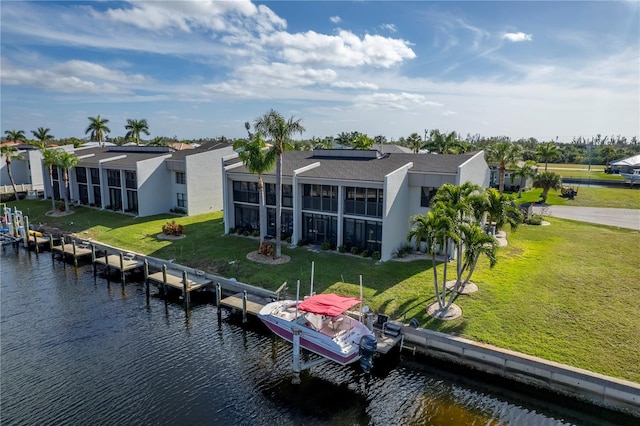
185;146;234;215
381;163;412;261
457;151;490;187
137;155;172;217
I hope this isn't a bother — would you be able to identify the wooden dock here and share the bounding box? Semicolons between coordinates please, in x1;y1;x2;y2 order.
219;292;273;317
146;269;212;292
93;253;143;283
52;241;93;266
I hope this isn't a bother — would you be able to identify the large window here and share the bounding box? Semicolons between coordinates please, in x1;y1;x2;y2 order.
90;168;100;184
343;218;382;253
106;169;121;187
92;185;101;206
75;167;87;184
233;181;259;204
302;184;337;212
420;187;438;207
176;172;186;184
125;171;137;189
302;213;337;246
177;193;187;208
344;187;383;217
266;183;293;207
127;190;138;213
234;205;259;232
78;184;89;204
267;208;294;239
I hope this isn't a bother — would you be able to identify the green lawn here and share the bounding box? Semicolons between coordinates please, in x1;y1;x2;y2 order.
517;186;640;209
5;199;640;382
542;163;625;181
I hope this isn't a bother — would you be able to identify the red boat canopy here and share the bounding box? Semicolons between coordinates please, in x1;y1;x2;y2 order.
298;294;361;317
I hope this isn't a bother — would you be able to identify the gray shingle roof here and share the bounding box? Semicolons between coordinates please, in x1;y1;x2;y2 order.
226;150;479;182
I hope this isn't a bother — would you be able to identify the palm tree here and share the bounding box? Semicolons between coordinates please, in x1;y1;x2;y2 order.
85;115;111;146
406;132;423;153
488;141;521;193
0;145;23;199
511;160;537;197
148;136;168;147
536;141;558;171
41;148;62;212
124;119;150;145
31;127;54;146
56;151;79;212
533;171;562;203
352;133;373;150
457;222;498;291
431;182;483;295
424;130;460;154
232;134;276;246
4;130;27;142
481;188;523;235
253;109;305;259
408;204;459;316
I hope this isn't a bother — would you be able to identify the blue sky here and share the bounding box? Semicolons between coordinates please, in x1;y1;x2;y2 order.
2;1;638;142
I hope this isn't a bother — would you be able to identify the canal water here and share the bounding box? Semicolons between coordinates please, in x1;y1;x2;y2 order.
1;250;636;425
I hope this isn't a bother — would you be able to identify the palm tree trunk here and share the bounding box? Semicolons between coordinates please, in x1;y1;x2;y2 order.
498;163;506;193
63;170;70;212
275;150;282;259
6;161;19;200
441;241;449;308
258;176;267;244
432;253;443;308
49;166;56;212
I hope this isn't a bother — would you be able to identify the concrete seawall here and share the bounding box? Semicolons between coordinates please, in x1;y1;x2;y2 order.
401;326;640;417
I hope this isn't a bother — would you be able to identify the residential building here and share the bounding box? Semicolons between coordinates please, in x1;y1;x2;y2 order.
44;143;234;217
0;143;45;197
222;149;490;261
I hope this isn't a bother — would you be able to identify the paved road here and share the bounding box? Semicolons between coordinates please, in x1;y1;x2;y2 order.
531;205;640;230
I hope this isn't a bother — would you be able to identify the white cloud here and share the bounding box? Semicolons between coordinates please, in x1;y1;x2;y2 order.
0;60;145;94
442;111;457;116
263;30;415;68
330;16;341;24
381;24;397;33
503;32;533;42
331;81;379;90
354;92;443;110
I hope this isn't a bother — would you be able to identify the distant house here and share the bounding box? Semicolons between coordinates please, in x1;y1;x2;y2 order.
222;149;490;262
0;143;45;197
609;155;640;174
44;143;234;217
487;160;537;191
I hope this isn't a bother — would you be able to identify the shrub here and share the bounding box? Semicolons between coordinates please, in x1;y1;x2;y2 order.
320;240;331;250
361;249;371;258
242;230;250;236
285;237;292;244
338;245;346;253
394;243;412;258
526;214;543;225
350;246;360;255
229;227;235;234
162;220;184;236
57;202;66;212
252;230;260;237
372;251;381;260
258;241;274;257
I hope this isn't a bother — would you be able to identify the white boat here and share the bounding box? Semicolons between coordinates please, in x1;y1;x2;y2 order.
620;169;640;183
258;293;377;371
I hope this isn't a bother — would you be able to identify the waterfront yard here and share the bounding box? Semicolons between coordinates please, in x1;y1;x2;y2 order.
518;185;640;209
542;163;626;181
5;198;640;383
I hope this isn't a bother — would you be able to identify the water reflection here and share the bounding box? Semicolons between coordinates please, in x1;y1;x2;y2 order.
1;251;637;425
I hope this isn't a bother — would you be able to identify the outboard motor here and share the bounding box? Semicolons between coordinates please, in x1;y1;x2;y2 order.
359;334;377;373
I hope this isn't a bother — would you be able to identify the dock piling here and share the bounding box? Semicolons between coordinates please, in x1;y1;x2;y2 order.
182;270;190;308
242;290;248;323
161;265;168;298
144;260;150;300
72;240;78;267
216;283;222;318
92;245;97;276
119;252;125;283
23;216;29;248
